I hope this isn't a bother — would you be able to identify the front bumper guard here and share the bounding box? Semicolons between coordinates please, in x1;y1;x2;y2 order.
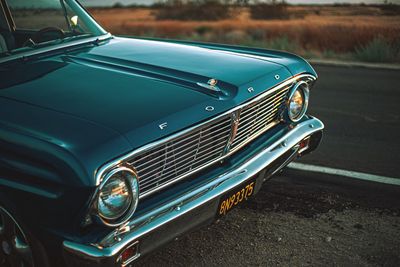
63;117;324;266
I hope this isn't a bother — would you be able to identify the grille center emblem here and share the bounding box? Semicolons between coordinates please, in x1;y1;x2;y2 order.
225;111;240;153
230;118;239;144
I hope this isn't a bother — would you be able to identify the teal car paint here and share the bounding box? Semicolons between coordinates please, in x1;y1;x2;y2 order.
1;37;299;151
0;1;323;266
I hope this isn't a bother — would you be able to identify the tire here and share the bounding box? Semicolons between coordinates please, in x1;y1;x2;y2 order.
0;205;50;267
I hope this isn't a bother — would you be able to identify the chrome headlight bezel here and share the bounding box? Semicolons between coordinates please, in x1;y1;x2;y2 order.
96;166;139;227
287;81;310;122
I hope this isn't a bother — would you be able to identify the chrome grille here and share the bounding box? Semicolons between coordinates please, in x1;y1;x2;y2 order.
119;76;313;199
230;84;291;151
129;116;232;197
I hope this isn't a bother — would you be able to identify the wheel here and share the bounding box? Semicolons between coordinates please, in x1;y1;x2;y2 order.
0;205;52;267
0;207;34;267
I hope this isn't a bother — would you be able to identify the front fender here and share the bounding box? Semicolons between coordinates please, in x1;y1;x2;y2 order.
0;97;133;236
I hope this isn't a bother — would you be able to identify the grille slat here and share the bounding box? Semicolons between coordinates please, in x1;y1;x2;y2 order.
239;109;279;131
139;137;225;179
140;144;226;191
230;86;290;151
239;102;280;125
138;134;229;177
134;142;197;170
127;82;293;197
134;127;230;171
132;121;231;166
239;87;289;116
233;112;278;144
129;116;231;195
171;120;230;147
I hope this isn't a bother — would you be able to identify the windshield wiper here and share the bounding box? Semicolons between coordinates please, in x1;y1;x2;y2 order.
23;38;63;50
62;33;93;43
23;33;92;50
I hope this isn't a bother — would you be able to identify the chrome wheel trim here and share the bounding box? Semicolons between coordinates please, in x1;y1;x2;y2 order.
0;207;34;267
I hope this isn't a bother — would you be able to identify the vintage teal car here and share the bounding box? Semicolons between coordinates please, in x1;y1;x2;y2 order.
0;0;323;266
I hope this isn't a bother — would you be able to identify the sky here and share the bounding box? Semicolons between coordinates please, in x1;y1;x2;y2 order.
79;0;400;7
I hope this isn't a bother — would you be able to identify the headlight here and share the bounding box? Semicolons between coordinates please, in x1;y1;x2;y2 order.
97;167;139;226
287;81;309;122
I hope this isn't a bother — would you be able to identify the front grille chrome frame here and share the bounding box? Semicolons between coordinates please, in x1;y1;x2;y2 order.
95;74;316;199
129;115;232;196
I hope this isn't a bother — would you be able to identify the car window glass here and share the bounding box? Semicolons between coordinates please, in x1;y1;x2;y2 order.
7;0;68;31
0;0;106;59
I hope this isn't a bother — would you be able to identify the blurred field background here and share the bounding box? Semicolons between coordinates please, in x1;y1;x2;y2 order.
85;1;400;63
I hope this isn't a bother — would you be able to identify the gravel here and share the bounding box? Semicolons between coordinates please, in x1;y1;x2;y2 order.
133;172;400;267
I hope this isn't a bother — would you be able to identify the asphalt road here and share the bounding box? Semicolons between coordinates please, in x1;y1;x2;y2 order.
133;65;400;267
302;65;400;178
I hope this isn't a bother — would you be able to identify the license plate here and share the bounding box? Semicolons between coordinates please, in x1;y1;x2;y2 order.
217;178;256;217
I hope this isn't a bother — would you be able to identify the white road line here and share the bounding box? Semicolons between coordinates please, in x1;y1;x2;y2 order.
287;162;400;186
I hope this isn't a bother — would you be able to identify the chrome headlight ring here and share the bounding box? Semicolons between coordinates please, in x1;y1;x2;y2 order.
95;166;139;227
287;80;310;122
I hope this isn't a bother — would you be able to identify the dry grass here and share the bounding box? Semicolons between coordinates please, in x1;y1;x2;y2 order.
88;6;400;62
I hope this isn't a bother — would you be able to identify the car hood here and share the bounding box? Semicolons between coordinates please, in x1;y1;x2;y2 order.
0;37;296;149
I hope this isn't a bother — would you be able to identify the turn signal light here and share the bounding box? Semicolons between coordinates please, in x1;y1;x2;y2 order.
298;137;311;154
119;241;139;267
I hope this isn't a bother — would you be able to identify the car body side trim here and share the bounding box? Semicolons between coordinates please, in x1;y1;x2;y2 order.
63;116;324;259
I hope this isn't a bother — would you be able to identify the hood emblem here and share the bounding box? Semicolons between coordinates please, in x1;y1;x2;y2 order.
275;74;280;80
197;78;222;93
208;79;218;87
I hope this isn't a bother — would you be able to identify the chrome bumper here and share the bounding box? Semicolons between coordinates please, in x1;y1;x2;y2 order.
63;117;324;266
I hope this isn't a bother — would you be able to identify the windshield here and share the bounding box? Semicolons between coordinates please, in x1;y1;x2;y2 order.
0;0;107;58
